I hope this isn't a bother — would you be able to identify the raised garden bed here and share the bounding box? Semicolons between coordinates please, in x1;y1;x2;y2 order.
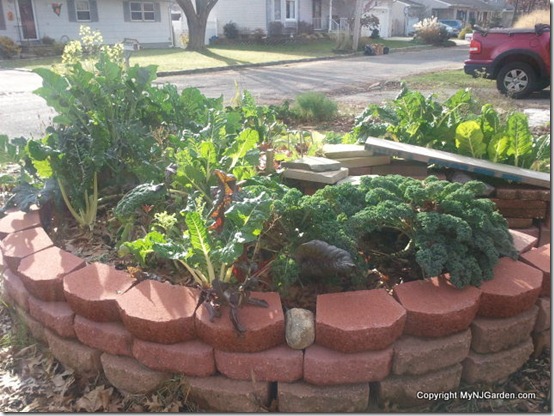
0;208;550;412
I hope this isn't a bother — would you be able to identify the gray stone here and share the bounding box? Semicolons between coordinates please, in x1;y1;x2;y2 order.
282;167;349;184
323;144;374;159
281;156;341;172
285;308;315;350
336;155;390;168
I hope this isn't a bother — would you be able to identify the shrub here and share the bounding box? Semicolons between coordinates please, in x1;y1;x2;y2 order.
223;21;239;39
298;21;314;34
292;92;338;122
268;21;284;36
0;36;21;59
513;9;550;28
458;24;473;39
413;17;450;45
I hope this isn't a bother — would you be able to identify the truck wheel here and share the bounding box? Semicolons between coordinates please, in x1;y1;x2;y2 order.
496;62;537;98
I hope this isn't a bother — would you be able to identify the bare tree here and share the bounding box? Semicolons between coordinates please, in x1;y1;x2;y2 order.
176;0;219;51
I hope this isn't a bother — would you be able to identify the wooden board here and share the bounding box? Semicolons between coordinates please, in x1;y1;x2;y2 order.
364;137;550;189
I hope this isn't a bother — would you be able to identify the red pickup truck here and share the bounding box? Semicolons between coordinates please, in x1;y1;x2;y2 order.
464;23;550;98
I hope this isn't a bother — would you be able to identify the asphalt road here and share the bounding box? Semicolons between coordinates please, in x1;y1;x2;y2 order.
0;46;469;139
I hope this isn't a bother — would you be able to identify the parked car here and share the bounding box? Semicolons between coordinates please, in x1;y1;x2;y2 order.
438;22;455;37
439;19;464;36
464;23;551;98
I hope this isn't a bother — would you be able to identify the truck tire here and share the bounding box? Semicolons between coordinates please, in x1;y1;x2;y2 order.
496;62;537;98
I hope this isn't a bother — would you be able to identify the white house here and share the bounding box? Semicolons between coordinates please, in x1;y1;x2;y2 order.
171;0;424;45
0;0;174;46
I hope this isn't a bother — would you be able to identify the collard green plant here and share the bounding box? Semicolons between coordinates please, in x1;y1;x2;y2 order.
353;87;550;172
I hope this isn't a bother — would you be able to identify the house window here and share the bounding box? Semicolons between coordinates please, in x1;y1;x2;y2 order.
274;0;281;20
75;0;91;21
285;0;296;20
130;2;155;21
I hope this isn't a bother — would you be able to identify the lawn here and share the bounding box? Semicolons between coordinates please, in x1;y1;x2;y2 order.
0;37;423;73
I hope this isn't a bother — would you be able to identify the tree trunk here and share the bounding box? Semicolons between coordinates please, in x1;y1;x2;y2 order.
176;0;218;51
186;15;208;50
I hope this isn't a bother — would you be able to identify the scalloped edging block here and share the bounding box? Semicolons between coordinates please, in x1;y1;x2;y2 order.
0;209;41;239
28;296;75;339
478;257;542;318
74;315;133;356
0;226;54;270
520;244;551;297
117;279;199;344
182;375;271;412
534;297;550;332
15;305;47;343
3;268;30;311
392;276;481;338
132;339;215;377
379;363;462;408
45;328;102;375
509;229;538;254
277;381;370;412
304;344;392;385
63;263;134;322
462;338;533;384
100;353;171;394
17;246;85;301
195;291;285;353
315;289;406;353
215;344;303;382
470;305;538;354
392;329;471;376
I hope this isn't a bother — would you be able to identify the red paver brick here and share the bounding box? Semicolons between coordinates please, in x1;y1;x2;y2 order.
520;244;550;297
380;364;462;408
278;381;369;412
392;329;471;376
183;375;270;412
534;297;550;332
315;289;406;353
0;227;53;270
393;276;481;338
509;229;538;254
195;291;285;353
132;339;215;377
471;305;538;353
100;353;171;394
17;246;85;301
478;257;543;318
74;315;133;356
15;305;47;343
0;209;41;239
28;296;75;338
507;218;534;229
303;343;392;385
45;328;102;374
2;268;30;311
462;338;533;384
63;263;134;322
117;279;199;344
215;344;303;382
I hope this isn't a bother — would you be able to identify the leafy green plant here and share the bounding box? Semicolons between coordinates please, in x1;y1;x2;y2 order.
269;175;516;288
353;87;550;172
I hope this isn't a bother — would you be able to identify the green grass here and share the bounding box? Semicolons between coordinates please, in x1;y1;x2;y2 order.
0;38;425;72
403;69;494;90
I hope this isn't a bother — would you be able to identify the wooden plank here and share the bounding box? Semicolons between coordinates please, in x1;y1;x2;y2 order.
364;137;550;189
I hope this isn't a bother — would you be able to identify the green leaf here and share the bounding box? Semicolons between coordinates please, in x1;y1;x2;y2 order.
455;120;486;158
487;134;509;163
505;112;532;167
227;128;259;169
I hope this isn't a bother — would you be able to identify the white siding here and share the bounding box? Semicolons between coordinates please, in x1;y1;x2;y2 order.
215;0;267;34
0;0;25;41
298;0;312;25
1;0;172;46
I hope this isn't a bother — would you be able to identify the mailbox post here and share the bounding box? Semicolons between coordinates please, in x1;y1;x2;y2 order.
122;38;140;67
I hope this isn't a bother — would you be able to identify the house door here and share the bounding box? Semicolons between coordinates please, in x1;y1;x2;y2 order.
18;0;37;40
313;0;322;29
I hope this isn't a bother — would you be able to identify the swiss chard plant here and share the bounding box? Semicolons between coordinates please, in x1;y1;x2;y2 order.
353;86;550;172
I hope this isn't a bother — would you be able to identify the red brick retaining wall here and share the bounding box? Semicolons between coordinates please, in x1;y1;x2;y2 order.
0;209;550;411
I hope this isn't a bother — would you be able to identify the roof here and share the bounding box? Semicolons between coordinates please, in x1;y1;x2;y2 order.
438;0;506;11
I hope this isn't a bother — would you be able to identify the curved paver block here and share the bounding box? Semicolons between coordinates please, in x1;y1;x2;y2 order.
195;291;285;353
74;315;134;356
278;381;369;412
45;328;102;374
0;209;41;239
28;296;75;339
393;276;481;338
520;244;550;297
17;246;86;301
215;344;303;382
0;227;53;270
132;339;215;377
101;353;171;394
478;257;542;318
2;268;30;311
304;343;392;385
63;263;134;322
316;289;406;353
117;280;199;344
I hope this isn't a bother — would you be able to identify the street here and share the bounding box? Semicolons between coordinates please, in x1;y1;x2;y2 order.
0;47;469;139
